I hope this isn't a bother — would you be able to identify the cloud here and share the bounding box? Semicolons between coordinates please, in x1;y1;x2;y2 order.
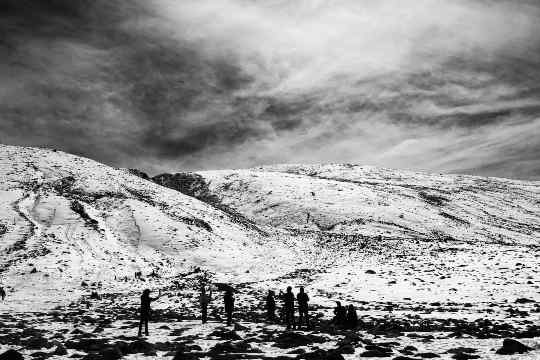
150;0;540;91
0;0;539;179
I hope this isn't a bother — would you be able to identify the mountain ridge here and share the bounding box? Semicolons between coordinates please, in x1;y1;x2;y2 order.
0;144;294;310
194;164;539;246
0;143;538;311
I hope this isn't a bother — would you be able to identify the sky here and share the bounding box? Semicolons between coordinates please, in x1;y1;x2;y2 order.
1;0;539;179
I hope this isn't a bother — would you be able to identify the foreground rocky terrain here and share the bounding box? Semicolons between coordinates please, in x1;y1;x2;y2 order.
0;145;539;359
0;251;539;360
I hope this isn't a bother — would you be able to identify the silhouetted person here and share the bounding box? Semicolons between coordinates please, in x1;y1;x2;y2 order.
278;290;286;322
266;290;276;321
333;301;347;326
297;287;310;328
138;289;161;337
199;286;212;323
284;286;295;330
0;287;5;301
224;289;234;326
346;304;358;329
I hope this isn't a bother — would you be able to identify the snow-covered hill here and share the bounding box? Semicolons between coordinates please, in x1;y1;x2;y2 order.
0;145;539;359
1;145;538;309
0;145;294;309
198;164;540;246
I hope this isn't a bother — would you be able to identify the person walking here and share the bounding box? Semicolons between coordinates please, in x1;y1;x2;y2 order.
224;289;234;326
296;287;310;328
138;288;161;337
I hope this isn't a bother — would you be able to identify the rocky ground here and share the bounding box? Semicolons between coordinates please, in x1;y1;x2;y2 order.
0;291;538;360
1;239;539;360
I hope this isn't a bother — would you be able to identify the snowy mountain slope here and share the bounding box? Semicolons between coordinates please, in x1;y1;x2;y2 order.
0;145;295;309
197;164;540;246
0;146;538;360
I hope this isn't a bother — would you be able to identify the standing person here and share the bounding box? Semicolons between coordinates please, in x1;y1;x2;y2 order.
224;289;234;326
296;287;310;328
199;286;212;324
346;304;358;329
0;286;5;301
138;288;161;337
278;290;286;323
333;301;347;326
266;290;276;321
284;286;296;330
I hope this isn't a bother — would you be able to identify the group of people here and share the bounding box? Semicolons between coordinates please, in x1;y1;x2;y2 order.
138;286;235;337
265;286;310;329
332;301;358;329
198;287;235;326
137;284;359;337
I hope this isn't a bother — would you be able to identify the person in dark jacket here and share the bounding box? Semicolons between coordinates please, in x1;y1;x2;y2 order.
278;290;286;322
199;286;212;324
333;301;347;326
346;304;358;329
0;286;5;301
284;286;295;329
296;287;310;328
138;288;161;337
266;290;276;321
224;289;234;326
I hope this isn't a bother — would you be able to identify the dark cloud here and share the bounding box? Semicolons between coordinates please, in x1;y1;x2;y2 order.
0;0;539;179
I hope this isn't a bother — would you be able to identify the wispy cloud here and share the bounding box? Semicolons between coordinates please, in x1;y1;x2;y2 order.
1;0;539;179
